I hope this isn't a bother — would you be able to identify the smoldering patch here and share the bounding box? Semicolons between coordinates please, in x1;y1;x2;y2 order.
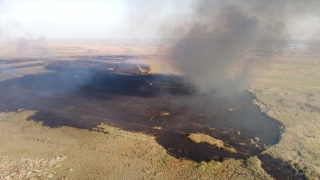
0;57;305;179
0;58;280;156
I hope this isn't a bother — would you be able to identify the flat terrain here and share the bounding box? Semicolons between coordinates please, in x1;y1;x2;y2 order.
0;39;319;179
249;43;320;179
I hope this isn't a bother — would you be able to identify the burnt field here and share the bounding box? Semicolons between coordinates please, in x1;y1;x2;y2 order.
0;58;306;179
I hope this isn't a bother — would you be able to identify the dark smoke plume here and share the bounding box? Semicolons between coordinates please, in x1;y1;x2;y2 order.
127;0;319;95
167;0;319;95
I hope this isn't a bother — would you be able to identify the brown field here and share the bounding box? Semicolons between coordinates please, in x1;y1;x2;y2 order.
0;39;319;179
249;42;320;179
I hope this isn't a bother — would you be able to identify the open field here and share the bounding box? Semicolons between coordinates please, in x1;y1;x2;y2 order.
0;111;271;179
249;42;320;179
0;39;319;179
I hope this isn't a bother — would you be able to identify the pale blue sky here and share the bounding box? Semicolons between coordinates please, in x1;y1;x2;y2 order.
0;0;319;40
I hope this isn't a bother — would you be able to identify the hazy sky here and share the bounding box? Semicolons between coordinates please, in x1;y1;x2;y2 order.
0;0;319;40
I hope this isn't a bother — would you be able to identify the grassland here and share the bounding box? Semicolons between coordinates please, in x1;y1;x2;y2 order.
0;39;319;179
0;111;272;179
248;42;320;179
187;133;237;153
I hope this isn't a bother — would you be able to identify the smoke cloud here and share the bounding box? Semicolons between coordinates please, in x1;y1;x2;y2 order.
14;36;60;60
0;9;59;60
0;34;60;60
168;0;319;95
127;0;319;95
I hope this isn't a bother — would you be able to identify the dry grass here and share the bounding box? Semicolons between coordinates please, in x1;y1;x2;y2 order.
245;156;273;180
187;133;237;153
0;111;173;179
1;40;319;179
0;111;271;179
248;42;320;179
188;133;224;148
0;66;54;81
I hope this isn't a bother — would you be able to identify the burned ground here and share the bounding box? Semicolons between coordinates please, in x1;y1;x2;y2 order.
0;59;304;179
